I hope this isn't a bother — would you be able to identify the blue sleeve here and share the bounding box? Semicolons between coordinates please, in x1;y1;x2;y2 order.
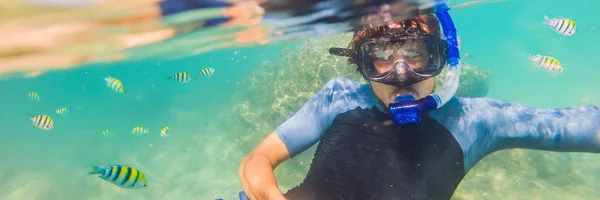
430;97;600;173
481;99;600;152
274;81;337;158
274;78;376;157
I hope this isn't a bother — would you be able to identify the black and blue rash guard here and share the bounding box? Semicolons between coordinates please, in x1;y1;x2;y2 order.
275;78;600;200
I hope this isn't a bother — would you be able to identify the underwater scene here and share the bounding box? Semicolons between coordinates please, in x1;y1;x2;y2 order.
1;0;600;199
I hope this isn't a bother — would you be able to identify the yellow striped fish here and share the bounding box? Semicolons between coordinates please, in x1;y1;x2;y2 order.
56;107;68;115
132;126;149;135
30;114;54;130
529;54;563;72
27;92;40;101
89;165;148;189
166;72;192;83
101;129;112;136
104;76;126;93
199;67;215;78
160;126;169;137
544;16;576;36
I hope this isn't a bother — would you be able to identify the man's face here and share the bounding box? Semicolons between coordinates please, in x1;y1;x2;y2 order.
368;31;435;108
355;16;441;108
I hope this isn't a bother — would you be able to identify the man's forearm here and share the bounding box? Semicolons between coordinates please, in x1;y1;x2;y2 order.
240;154;286;200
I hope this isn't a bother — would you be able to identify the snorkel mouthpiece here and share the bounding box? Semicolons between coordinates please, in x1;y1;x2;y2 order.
389;95;437;124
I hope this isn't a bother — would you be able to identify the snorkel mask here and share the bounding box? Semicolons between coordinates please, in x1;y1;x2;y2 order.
329;1;461;125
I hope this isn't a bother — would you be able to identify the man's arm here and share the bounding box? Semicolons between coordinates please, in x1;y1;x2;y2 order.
239;78;353;199
239;132;290;200
478;98;600;152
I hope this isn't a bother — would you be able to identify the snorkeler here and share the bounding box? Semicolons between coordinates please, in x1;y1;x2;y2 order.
238;3;600;200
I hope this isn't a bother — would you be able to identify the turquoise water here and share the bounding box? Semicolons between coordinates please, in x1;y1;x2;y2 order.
0;41;298;199
2;0;600;199
456;0;600;107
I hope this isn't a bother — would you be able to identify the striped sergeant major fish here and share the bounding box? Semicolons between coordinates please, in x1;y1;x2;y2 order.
30;114;54;130
166;72;192;83
529;54;563;72
160;126;169;137
199;67;215;78
56;107;68;115
132;126;149;135
27;92;40;101
104;76;126;93
544;16;576;36
101;129;112;136
89;165;148;189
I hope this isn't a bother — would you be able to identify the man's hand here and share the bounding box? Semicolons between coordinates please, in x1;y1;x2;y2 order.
239;132;290;200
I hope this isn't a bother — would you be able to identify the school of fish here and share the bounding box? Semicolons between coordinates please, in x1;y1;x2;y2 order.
529;16;577;74
24;66;215;189
132;126;150;135
164;68;215;84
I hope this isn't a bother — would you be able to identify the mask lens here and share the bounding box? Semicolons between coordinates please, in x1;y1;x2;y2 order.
359;36;447;81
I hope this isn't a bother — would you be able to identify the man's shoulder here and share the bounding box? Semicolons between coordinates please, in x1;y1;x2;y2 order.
273;78;375;157
450;96;518;110
319;78;378;112
432;96;516;123
432;97;491;117
322;77;365;92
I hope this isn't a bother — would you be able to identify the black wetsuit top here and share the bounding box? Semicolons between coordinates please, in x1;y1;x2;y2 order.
285;108;464;200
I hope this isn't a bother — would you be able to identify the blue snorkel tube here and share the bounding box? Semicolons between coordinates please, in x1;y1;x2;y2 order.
389;1;461;125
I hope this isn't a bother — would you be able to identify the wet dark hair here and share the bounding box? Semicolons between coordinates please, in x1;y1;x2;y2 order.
347;14;441;69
